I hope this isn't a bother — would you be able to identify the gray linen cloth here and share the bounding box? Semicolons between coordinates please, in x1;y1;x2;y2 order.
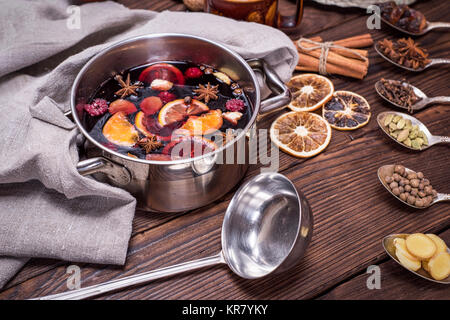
0;0;297;289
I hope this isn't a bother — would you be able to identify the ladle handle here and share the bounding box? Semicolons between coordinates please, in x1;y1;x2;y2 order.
32;253;225;300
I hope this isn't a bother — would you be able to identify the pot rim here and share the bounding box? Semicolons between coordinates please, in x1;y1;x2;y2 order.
71;33;261;165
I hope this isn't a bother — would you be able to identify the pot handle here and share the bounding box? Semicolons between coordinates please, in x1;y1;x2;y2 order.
77;157;132;186
246;58;291;115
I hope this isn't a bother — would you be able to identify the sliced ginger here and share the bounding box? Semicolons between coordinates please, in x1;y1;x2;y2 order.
396;249;421;271
428;252;450;281
394;238;419;262
426;234;448;256
393;234;449;281
405;233;436;260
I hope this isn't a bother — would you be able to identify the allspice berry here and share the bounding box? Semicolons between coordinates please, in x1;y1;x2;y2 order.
407;173;417;180
415;198;424;207
394;165;406;176
390;182;398;189
417;172;424;179
405;185;412;192
392;187;401;196
407;195;416;204
410;179;420;188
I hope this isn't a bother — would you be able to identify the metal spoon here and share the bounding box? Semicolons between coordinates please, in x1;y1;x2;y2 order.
382;233;450;284
379;14;450;36
374;43;450;72
375;79;450;112
377;164;450;209
33;172;313;300
377;111;450;150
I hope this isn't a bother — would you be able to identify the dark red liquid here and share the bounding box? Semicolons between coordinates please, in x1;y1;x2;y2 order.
84;61;252;159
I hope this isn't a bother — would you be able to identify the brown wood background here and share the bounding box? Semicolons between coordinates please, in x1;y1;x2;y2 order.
1;0;449;300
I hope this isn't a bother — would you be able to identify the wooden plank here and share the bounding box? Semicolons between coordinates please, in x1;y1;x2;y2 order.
0;118;448;299
1;0;448;299
319;229;450;300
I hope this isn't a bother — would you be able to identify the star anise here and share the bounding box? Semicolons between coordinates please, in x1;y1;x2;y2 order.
193;83;219;103
115;74;142;98
137;136;162;153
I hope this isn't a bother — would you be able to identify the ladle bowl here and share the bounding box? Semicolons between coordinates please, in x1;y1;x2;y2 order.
34;172;313;300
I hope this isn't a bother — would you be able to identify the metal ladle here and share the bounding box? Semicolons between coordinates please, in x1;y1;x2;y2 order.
382;233;450;284
375;79;450;112
34;172;313;300
377;111;450;151
374;43;450;72
377;165;450;209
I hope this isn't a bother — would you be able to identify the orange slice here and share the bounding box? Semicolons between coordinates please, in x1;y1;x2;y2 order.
135;111;153;137
270;111;331;158
102;111;139;147
158;99;209;126
179;109;223;135
322;90;371;131
288;74;334;112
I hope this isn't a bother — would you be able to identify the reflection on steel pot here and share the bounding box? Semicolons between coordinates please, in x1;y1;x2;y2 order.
71;34;291;212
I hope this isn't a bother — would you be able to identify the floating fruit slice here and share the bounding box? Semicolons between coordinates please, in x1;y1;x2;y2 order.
270;111;331;158
158;99;209;126
162;136;217;159
134;111;153;137
287;74;334;112
140;96;163;115
102;112;139;147
323;91;371;130
109;99;137;115
179;109;223;135
138;63;185;85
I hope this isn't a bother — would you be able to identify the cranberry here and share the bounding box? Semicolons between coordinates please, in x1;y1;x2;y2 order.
225;99;245;112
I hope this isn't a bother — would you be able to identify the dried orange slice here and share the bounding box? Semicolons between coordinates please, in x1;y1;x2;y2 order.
158;99;209;126
270;111;331;158
322;90;371;131
288;74;334;112
102;111;139;147
179;109;223;135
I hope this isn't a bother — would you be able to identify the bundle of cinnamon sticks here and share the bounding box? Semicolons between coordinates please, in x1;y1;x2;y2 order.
294;33;373;79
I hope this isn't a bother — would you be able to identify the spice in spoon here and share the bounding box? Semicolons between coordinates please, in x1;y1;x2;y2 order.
378;2;427;34
384;165;437;207
383;113;428;149
377;38;430;70
377;79;421;113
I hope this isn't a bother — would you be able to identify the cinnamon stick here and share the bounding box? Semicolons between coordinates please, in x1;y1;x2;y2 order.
297;41;368;74
296;37;369;60
296;53;366;79
334;33;373;48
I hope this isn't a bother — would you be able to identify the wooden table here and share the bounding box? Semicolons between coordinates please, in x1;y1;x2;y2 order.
1;0;449;300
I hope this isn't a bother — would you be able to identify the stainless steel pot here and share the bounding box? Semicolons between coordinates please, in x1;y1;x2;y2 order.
71;33;291;212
